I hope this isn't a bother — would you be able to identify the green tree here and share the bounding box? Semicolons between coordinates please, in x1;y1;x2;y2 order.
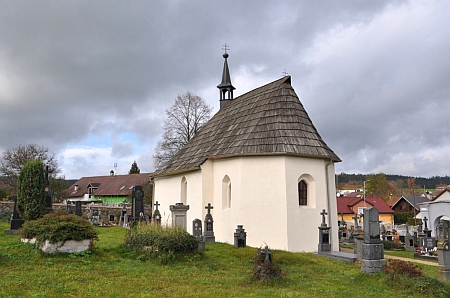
366;173;390;200
129;161;140;174
17;160;46;221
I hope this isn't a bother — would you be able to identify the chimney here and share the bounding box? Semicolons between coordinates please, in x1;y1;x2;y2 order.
74;184;79;192
110;170;114;176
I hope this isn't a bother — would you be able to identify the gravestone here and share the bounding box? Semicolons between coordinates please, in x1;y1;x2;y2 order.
193;218;205;251
44;165;53;212
352;213;363;260
192;218;203;240
257;246;273;264
66;200;73;214
405;223;416;252
423;216;432;237
360;207;386;274
75;201;82;217
170;203;189;231
203;203;215;243
4;197;24;234
132;186;144;221
119;203;127;226
318;209;331;252
437;220;450;282
234;225;247;248
153;201;161;225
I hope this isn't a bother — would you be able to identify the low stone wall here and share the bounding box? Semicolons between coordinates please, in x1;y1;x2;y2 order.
1;201;152;222
0;201;14;213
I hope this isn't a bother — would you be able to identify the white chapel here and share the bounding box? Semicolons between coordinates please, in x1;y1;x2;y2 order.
152;51;341;252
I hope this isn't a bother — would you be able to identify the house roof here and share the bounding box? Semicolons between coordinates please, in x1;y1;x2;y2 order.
386;197;400;207
393;196;430;210
433;187;450;201
68;173;151;198
337;196;395;214
155;76;341;176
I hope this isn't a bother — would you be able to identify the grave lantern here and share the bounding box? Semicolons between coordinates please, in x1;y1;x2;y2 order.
234;225;247;248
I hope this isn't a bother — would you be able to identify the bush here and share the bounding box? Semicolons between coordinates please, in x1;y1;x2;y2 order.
20;210;98;248
252;246;285;282
382;240;405;250
0;209;13;222
17;160;46;221
383;259;423;280
394;212;414;225
124;223;198;264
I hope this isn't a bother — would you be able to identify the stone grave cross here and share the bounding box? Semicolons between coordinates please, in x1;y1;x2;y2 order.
153;201;161;225
423;216;428;230
203;203;215;242
352;213;359;228
320;209;327;227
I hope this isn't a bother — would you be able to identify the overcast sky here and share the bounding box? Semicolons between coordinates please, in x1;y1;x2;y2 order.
1;0;449;179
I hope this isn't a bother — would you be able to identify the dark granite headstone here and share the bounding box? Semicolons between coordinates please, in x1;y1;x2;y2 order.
420;237;436;250
9;196;24;230
75;201;82;216
203;203;215;242
132;186;144;220
192;218;203;241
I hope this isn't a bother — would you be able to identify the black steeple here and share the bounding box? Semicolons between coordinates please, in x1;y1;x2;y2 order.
217;44;235;109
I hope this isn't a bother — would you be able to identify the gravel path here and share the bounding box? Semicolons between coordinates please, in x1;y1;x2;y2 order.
339;246;438;267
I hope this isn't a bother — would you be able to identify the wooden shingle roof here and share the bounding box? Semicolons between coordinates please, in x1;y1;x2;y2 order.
155;76;340;176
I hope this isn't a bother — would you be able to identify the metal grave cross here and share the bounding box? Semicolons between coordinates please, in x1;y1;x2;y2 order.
154;201;160;211
205;203;214;214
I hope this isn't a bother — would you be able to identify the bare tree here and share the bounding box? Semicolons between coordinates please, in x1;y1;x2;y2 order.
153;92;212;168
0;144;60;195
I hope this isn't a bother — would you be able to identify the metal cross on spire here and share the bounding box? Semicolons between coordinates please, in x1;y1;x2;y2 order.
222;43;230;54
282;69;289;77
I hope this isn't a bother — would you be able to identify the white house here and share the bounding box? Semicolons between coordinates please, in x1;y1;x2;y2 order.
152;52;341;252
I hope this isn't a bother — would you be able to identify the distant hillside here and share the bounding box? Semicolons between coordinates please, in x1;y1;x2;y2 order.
337;173;450;189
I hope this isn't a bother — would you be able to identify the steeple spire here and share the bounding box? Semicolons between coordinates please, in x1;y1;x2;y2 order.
217;43;235;109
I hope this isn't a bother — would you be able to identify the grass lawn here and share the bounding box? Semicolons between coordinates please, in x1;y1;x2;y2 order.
1;222;449;298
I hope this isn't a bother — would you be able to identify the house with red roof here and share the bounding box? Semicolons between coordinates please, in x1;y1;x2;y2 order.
67;172;152;205
337;196;395;227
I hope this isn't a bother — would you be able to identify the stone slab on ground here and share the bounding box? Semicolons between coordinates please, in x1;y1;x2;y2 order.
40;239;92;254
314;251;357;263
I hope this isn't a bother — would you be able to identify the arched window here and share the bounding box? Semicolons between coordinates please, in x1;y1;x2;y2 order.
222;175;231;209
181;177;187;204
298;180;307;206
